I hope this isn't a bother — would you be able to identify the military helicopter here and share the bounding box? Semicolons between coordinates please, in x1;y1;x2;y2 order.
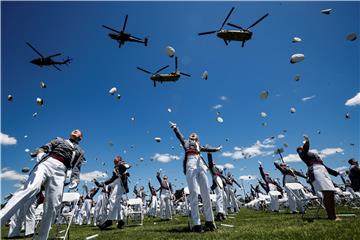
137;57;191;87
198;7;269;47
26;42;71;71
102;14;148;48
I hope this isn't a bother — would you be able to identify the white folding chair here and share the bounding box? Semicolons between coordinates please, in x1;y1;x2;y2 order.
126;198;143;226
53;192;81;240
285;182;323;219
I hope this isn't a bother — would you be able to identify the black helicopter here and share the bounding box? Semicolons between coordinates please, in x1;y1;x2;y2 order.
198;7;269;47
102;14;148;48
137;57;190;87
26;42;71;71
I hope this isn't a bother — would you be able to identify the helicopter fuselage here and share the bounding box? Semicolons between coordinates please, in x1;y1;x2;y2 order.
109;32;146;44
150;72;181;82
217;29;253;41
30;58;58;66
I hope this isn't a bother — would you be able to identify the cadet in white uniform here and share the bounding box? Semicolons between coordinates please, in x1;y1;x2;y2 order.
170;122;221;232
0;129;85;240
98;156;131;230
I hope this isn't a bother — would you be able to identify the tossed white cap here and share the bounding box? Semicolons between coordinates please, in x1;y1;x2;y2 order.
154;137;161;143
321;8;332;15
346;33;357;41
290;107;296;113
294;74;301;81
36;97;43;106
165;46;175;57
260;91;269;100
260;112;267;118
290;53;305;64
202;71;208;80
7;95;13;101
40;82;47;88
292;37;302;43
22;167;30;173
109;87;117;95
217;116;224;123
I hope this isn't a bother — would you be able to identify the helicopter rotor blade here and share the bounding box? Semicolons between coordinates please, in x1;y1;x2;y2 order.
241;41;245;47
153;80;156;87
48;53;62;58
26;42;44;58
137;67;152;74
154;65;169;74
223;39;228;45
102;25;121;33
122;14;128;32
180;72;191;77
198;30;217;36
175;57;178;71
220;7;235;30
227;22;245;30
247;13;269;30
53;65;61;71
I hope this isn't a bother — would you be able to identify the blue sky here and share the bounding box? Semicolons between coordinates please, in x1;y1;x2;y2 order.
1;1;359;200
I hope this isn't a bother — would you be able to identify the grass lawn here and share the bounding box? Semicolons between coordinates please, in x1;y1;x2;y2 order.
2;207;359;240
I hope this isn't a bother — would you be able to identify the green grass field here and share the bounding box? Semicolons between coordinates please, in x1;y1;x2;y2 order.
2;207;360;240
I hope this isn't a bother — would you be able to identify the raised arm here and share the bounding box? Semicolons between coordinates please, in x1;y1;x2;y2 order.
259;165;266;181
274;162;286;174
200;145;222;153
171;124;186;148
293;169;307;178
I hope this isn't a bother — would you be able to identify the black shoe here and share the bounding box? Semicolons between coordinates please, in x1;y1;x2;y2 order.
25;233;34;238
117;220;125;229
205;221;217;231
220;213;226;221
215;213;223;222
7;236;21;239
192;225;204;233
98;220;112;230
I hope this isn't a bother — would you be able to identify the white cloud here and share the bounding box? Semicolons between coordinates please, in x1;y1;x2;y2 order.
151;153;180;163
239;175;257;181
0;169;26;181
301;95;316;102
222;137;275;160
0;133;17;145
345;92;360;106
283;147;344;163
224;163;235;169
80;171;108;182
283;154;301;163
212;104;223;110
219;96;228;101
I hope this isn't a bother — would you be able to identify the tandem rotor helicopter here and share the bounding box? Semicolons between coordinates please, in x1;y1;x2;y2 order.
26;42;71;71
137;57;191;87
102;14;148;48
198;7;269;47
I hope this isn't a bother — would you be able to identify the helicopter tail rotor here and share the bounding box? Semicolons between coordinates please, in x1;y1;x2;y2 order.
144;37;148;46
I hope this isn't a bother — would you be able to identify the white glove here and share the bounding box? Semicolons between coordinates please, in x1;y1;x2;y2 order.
258;161;262;166
68;181;78;190
303;134;309;142
169;121;177;129
217;145;223;151
36;152;45;162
